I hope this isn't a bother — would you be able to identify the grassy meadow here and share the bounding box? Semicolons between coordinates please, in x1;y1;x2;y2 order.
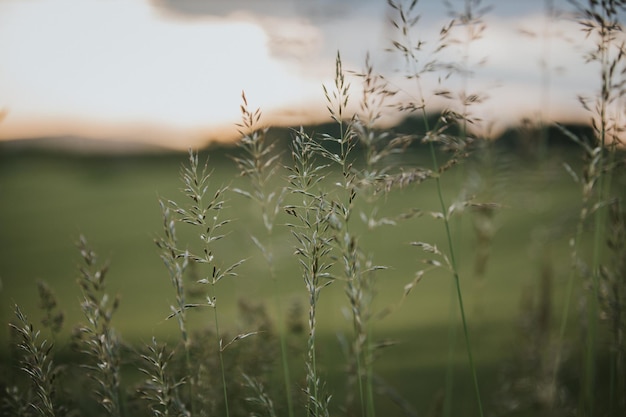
0;143;612;416
0;147;582;342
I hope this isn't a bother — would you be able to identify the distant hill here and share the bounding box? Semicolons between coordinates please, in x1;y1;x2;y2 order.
0;114;600;159
0;135;174;156
220;114;597;156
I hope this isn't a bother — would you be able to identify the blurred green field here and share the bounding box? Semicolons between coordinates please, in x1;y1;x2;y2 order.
0;145;606;415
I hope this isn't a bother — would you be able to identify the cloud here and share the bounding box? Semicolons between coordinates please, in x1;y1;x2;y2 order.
0;0;328;147
0;0;607;149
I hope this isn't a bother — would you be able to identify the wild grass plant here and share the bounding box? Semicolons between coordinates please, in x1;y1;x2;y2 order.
137;337;188;417
319;53;392;417
8;305;57;417
387;1;497;415
536;2;626;417
155;150;248;417
232;92;294;417
2;1;626;417
285;127;335;417
74;235;124;417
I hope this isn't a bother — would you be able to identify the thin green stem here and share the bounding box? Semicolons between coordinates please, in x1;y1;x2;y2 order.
267;229;295;417
354;335;366;416
274;290;295;417
328;54;375;416
429;141;484;417
184;344;195;416
235;98;295;417
442;13;470;415
553;219;583;400
583;9;612;413
443;279;458;417
266;275;295;417
213;286;230;417
339;117;369;417
366;325;376;417
605;145;619;414
308;296;320;417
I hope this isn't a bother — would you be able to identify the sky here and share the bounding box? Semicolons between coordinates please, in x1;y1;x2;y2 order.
0;0;609;150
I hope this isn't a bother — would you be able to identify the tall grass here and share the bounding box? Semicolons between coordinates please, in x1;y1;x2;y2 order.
322;52;388;417
138;337;188;417
387;1;492;415
2;1;626;417
553;1;626;416
9;305;57;417
75;235;124;417
158;150;245;417
232;92;293;417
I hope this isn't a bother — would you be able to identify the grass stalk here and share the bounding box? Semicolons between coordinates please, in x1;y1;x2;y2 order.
553;2;625;414
212;287;230;417
286;129;334;417
324;51;387;417
429;140;484;417
325;52;364;417
387;2;486;414
10;305;57;417
155;202;196;415
275;288;295;417
75;236;124;417
138;337;188;417
443;279;458;417
159;150;242;416
233;92;294;417
583;11;607;413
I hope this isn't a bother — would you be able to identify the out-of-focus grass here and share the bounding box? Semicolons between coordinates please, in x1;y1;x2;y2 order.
0;153;181;337
0;148;582;333
0;147;589;415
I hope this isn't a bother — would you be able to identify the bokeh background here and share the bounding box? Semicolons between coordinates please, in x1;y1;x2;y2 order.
1;1;624;416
